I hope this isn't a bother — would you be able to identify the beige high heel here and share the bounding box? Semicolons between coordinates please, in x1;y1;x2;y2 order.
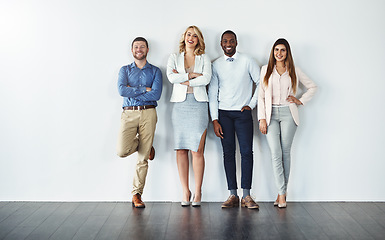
278;194;287;208
278;202;287;208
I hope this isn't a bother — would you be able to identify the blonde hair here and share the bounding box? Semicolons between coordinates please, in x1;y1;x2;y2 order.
264;38;297;94
179;25;205;55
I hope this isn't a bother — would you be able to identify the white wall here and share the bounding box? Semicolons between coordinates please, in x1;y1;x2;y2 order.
1;0;384;202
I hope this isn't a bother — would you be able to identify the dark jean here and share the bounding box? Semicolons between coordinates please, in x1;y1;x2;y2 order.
219;109;254;190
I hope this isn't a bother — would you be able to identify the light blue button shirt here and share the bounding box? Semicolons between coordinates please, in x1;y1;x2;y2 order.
118;61;163;108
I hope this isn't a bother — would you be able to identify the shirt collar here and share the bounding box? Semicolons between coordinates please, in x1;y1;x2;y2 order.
223;52;238;61
130;61;151;69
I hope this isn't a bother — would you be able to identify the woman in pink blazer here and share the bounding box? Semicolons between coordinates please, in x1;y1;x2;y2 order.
258;38;317;208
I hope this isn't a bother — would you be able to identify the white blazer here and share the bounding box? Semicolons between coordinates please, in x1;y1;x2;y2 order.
167;52;212;102
258;65;317;125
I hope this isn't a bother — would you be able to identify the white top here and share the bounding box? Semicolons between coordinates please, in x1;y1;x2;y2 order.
208;52;260;121
271;67;291;106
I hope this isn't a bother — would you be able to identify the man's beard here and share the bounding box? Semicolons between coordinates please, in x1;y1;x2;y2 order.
133;52;146;60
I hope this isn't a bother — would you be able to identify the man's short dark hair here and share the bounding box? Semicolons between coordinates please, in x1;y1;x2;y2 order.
131;37;148;48
221;30;237;41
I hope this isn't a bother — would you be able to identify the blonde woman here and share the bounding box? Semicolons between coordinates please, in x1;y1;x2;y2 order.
167;26;211;207
258;38;317;208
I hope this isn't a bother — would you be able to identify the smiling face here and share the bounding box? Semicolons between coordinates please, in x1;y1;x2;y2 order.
131;41;148;60
184;28;199;50
221;33;237;57
274;44;287;63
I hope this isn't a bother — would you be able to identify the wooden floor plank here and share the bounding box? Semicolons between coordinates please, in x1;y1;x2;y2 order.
356;203;385;235
302;202;351;239
374;203;385;213
117;202;154;239
25;202;79;240
144;202;172;240
357;203;385;232
165;202;212;240
49;202;98;240
265;202;307;239
285;202;329;240
71;202;115;240
356;203;385;217
95;202;132;240
208;202;245;240
3;202;60;240
0;202;10;209
321;202;373;240
207;201;277;240
245;202;282;239
0;202;42;239
0;202;26;223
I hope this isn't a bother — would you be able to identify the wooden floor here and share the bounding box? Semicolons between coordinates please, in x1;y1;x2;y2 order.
0;201;385;240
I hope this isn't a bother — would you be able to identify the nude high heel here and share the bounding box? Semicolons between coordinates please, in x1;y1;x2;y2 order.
181;191;191;207
192;193;201;207
278;194;287;208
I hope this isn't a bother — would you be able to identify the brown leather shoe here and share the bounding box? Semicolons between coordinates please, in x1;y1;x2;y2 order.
241;195;259;209
221;195;239;208
148;147;155;160
132;193;145;208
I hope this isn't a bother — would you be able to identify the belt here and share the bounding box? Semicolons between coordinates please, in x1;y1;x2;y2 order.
123;105;155;110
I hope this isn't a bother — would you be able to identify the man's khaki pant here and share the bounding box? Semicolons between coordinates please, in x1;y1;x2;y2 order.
117;108;157;195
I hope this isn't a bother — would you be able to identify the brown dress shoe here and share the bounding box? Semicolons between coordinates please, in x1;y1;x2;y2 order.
148;147;155;160
132;193;145;208
221;195;239;208
241;196;259;209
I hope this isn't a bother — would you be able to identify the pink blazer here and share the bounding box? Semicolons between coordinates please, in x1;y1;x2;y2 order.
258;65;317;126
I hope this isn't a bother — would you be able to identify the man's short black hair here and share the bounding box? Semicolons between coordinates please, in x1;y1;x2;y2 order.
221;30;237;41
131;37;148;48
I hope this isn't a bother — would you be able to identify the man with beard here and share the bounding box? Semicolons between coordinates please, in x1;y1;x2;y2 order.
117;37;162;208
208;30;260;209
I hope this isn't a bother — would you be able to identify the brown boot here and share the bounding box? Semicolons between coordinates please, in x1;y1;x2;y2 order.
132;193;145;208
221;195;239;208
148;147;155;160
241;196;259;209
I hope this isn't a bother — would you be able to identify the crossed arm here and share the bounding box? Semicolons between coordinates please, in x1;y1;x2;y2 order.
118;66;162;102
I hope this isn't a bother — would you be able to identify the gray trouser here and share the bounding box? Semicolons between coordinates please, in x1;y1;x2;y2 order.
266;106;297;195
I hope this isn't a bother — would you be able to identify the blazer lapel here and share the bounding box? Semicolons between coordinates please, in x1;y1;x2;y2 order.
193;55;201;73
178;52;186;73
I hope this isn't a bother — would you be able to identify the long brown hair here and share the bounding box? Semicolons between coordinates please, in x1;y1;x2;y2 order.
179;25;205;55
264;38;297;94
